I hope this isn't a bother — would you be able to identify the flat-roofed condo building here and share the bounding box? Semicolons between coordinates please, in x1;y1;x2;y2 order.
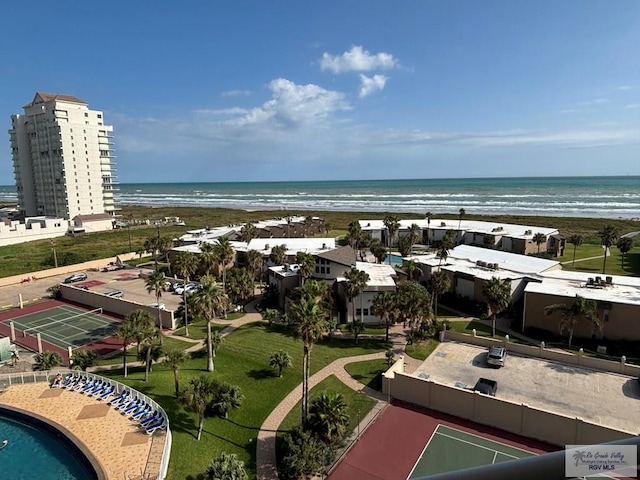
8;92;117;219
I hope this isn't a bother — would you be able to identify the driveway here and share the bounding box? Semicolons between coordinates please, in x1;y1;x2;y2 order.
414;342;640;433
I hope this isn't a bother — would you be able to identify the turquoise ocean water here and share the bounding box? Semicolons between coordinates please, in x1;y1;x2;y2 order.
0;176;638;218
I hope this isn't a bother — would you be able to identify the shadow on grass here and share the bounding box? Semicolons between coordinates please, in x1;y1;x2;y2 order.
224;417;264;432
247;368;276;380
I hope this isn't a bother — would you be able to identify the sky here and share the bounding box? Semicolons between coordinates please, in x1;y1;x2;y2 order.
1;1;639;184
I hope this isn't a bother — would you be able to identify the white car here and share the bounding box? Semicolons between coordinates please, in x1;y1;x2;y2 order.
148;303;165;310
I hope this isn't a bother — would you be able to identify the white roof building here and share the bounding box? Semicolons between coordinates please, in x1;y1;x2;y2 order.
242;238;336;255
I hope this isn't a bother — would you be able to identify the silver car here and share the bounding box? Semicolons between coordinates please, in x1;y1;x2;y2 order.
487;346;507;367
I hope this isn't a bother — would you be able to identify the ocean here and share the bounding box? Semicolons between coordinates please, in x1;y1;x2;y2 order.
0;176;638;219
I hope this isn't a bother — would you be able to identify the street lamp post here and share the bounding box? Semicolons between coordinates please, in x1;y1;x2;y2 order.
50;239;58;268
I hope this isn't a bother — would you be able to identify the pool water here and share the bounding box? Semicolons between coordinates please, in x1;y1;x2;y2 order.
0;414;96;480
384;254;405;265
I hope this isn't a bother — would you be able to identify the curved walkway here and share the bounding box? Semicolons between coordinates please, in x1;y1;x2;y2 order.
256;352;387;480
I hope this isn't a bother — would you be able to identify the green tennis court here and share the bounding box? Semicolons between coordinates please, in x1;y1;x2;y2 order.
408;424;536;478
5;305;120;349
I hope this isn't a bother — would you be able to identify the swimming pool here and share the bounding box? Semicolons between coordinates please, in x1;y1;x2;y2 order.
0;410;98;480
384;254;405;265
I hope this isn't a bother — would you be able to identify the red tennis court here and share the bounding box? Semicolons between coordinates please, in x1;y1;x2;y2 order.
328;400;559;480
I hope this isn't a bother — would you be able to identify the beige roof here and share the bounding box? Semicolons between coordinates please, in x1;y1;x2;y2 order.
24;92;87;108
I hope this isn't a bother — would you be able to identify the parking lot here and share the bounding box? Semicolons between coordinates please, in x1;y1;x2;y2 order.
0;266;185;312
414;342;640;433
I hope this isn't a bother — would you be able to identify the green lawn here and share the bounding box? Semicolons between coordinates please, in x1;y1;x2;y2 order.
405;339;439;360
276;374;376;474
94;336;194;366
557;243;608;263
98;322;387;480
173;319;229;340
344;359;389;390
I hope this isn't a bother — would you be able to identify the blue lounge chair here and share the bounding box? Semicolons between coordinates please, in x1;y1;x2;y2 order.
98;385;115;401
81;379;97;394
145;418;167;435
130;403;153;420
61;373;75;388
85;380;103;396
140;411;161;427
128;402;149;419
115;396;136;411
108;389;129;406
73;377;90;392
122;399;141;415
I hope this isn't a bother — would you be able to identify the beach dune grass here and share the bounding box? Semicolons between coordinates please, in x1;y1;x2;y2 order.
100;322;386;479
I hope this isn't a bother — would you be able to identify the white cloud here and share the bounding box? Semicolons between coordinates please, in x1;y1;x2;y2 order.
231;78;350;127
359;74;388;98
320;46;398;73
624;103;640;109
221;90;251;97
580;98;608;106
618;85;633;91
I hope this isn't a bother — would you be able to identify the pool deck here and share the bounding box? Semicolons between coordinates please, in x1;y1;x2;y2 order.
0;383;163;480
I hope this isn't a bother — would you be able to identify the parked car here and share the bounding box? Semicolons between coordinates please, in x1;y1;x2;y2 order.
63;273;87;284
487;346;507;368
173;283;186;295
473;378;498;396
148;303;166;309
105;290;124;298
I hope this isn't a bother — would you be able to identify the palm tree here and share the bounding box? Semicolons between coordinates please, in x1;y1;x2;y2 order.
181;374;217;440
245;249;264;282
199;242;218;275
139;324;160;381
616;237;633;269
401;260;422;282
158;236;174;273
70;349;98;371
344;267;370;325
346;221;363;252
544;295;600;348
567;234;583;267
192;275;227;372
408;223;421;254
143;235;161;269
212;382;244;418
457;208;465;244
289;292;327;425
138;343;162;373
239;223;258;243
437;233;455;266
425;211;432;245
270;244;287;265
214;237;235;294
308;392;349;444
165;349;190;398
116;317;137;377
127;309;155;356
482;277;511;337
269;350;292;377
145;270;166;345
206;452;248;480
369;238;387;264
429;270;451;321
532;232;547;254
598;224;618;274
296;251;315;286
173;251;199;337
211;330;223;359
33;351;62;371
383;215;401;254
371;291;396;342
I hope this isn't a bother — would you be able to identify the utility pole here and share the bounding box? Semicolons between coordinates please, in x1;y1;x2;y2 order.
50;239;58;268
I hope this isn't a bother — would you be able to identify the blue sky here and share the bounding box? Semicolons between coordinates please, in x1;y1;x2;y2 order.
1;1;638;184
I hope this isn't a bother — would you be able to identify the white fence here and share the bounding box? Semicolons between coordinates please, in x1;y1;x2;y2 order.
0;369;171;480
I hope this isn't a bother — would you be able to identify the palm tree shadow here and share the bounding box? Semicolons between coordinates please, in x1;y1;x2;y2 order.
201;428;246;449
247;368;276;380
224;417;266;432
